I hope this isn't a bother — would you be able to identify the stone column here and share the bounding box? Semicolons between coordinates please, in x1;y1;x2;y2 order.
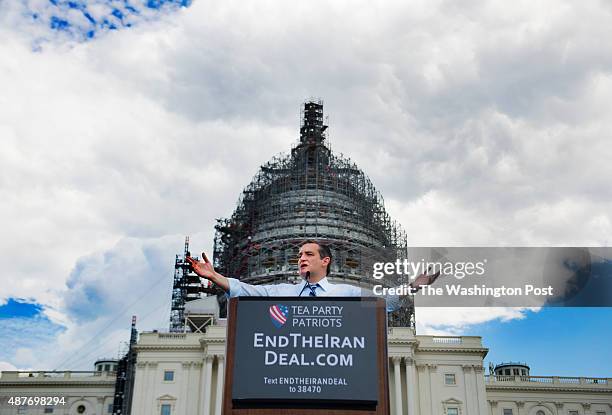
96;397;104;415
189;362;202;415
417;364;431;415
133;362;147;415
489;400;498;415
145;362;158;415
404;358;417;415
463;365;475;414
555;402;564;415
180;362;191;414
202;356;214;415
517;401;525;415
475;366;488;415
215;355;225;415
428;365;436;415
392;357;403;415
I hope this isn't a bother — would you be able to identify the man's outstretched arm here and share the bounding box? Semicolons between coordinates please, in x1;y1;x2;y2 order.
186;252;230;292
185;252;277;297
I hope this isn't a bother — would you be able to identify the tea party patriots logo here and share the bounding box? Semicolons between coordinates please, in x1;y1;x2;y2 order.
269;304;289;328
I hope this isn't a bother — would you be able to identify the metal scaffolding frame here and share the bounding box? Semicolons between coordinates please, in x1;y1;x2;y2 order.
170;237;216;332
212;100;413;327
111;316;138;415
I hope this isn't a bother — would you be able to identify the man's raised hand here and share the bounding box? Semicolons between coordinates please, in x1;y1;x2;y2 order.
185;252;230;292
409;269;441;292
186;252;216;280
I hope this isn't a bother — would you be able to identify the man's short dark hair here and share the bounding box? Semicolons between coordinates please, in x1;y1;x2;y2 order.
301;240;332;276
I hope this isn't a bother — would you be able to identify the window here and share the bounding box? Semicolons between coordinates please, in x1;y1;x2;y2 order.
161;404;171;415
503;409;513;415
505;369;511;375
77;405;86;414
447;409;458;415
444;373;456;385
17;406;27;415
104;364;110;371
44;408;54;414
108;404;114;413
163;370;174;381
536;411;545;415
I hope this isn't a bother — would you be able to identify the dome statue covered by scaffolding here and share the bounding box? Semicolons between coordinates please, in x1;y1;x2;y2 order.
210;100;412;327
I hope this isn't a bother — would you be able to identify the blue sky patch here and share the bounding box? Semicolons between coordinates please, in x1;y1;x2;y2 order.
112;8;124;20
0;298;44;319
0;315;67;368
464;307;612;377
23;0;192;44
0;298;66;368
83;12;96;24
50;16;70;31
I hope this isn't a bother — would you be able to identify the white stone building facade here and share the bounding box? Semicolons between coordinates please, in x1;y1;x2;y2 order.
0;371;116;415
1;324;610;415
129;324;612;415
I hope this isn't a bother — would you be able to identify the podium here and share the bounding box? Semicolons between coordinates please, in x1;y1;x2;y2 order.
222;297;390;414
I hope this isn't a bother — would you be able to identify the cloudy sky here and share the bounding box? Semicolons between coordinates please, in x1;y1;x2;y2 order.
1;0;611;375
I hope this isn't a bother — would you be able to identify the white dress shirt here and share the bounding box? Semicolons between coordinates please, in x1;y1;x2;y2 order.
226;277;401;312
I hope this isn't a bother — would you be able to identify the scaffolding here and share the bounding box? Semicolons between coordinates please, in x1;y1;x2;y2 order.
170;237;216;332
111;316;138;415
212;100;413;327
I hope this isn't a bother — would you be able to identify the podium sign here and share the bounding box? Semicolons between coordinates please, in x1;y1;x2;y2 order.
223;297;390;414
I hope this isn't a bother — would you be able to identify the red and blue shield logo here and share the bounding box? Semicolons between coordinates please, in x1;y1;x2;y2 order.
269;304;289;328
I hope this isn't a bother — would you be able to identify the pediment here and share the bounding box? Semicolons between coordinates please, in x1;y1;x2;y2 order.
157;394;177;401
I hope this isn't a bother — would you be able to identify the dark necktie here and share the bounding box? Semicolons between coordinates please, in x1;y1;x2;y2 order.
304;283;318;296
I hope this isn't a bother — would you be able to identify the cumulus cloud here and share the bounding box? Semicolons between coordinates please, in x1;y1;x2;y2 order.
1;0;191;44
415;307;537;336
2;234;195;370
1;0;611;368
63;236;176;323
0;316;65;365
